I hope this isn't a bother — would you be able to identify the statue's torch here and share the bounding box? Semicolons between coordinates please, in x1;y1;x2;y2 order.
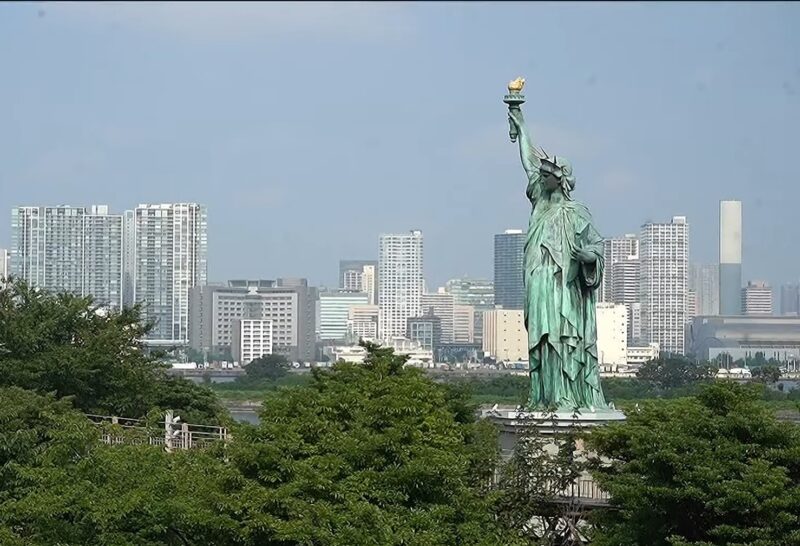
503;77;526;143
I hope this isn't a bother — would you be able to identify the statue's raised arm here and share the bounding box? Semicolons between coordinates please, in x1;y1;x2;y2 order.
504;77;541;182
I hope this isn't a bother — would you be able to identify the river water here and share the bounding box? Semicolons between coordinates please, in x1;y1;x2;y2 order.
230;410;260;425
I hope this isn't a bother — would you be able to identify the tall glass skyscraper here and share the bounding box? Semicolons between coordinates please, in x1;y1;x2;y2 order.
494;229;525;310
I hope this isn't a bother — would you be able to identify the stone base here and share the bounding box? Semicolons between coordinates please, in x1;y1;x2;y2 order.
481;405;626;457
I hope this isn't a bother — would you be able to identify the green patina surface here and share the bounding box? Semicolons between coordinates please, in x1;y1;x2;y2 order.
507;94;608;411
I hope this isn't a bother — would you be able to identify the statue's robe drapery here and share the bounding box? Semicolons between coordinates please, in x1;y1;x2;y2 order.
524;163;608;410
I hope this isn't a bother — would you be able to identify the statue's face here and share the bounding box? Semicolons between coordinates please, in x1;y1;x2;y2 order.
542;173;561;191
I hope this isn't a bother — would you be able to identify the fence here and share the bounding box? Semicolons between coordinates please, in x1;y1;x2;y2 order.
86;413;229;451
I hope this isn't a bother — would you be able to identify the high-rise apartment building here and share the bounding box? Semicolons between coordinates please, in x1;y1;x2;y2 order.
719;200;742;315
131;203;207;343
610;256;640;343
494;229;525;310
610;257;640;305
601;234;639;303
378;230;423;339
420;291;455;343
340;260;378;305
189;279;317;362
0;248;9;283
780;282;800;316
319;290;370;341
686;290;697;322
689;263;720;316
639;216;689;355
83;205;124;310
741;281;773;316
10;205;124;310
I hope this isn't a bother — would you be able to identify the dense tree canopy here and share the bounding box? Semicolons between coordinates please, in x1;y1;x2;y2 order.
244;353;290;380
635;356;716;391
224;342;514;544
0;340;521;545
0;280;226;424
587;382;800;546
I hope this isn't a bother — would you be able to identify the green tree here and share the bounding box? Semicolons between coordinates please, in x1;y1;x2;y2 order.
493;412;590;545
244;353;290;380
751;364;782;384
0;387;240;545
636;356;715;391
0;279;226;423
0;343;523;545
586;382;800;546
225;341;514;545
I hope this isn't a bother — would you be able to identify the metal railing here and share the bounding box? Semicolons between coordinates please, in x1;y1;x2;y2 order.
86;413;229;451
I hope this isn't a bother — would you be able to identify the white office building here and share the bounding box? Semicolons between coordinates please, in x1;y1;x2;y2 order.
742;281;773;316
189;279;317;362
627;343;660;367
131;203;207;343
319;290;370;341
378;230;423;339
639;216;689;355
10;205;124;310
596;302;628;368
232;319;273;365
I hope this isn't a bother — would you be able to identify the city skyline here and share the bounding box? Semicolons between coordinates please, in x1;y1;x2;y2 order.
0;3;798;291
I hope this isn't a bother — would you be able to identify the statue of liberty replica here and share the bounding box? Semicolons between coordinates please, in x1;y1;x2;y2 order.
504;78;611;412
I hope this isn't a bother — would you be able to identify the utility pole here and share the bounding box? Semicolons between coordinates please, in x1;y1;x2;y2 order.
164;410;181;453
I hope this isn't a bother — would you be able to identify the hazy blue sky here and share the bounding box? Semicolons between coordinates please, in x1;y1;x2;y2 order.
1;2;798;290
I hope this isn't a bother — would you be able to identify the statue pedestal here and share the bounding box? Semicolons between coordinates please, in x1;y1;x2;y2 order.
481;406;626;458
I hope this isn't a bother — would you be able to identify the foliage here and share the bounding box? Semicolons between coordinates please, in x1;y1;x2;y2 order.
636;356;716;391
224;341;515;544
493;412;590;545
210;373;312;401
0;388;240;545
586;382;800;546
243;353;290;381
0;342;519;545
440;374;529;406
751;364;782;384
0;279;226;424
